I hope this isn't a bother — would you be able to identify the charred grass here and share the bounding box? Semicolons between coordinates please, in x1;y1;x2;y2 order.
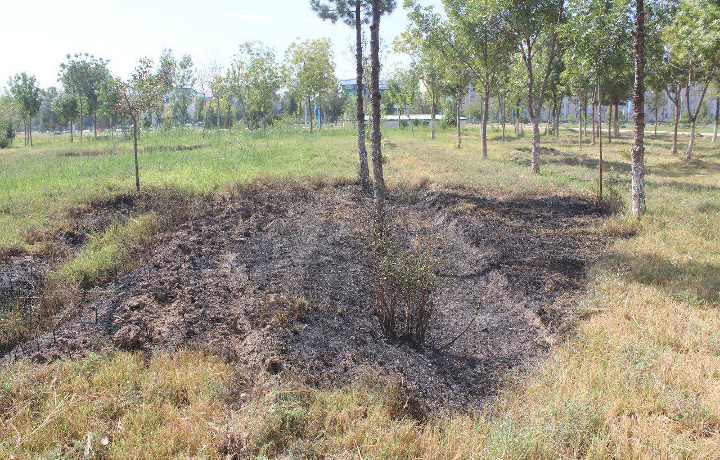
1;127;719;458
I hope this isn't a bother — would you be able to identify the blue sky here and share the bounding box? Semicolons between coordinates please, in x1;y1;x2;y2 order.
0;0;443;89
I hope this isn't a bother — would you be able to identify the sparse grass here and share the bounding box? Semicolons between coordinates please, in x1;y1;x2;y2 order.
1;125;719;458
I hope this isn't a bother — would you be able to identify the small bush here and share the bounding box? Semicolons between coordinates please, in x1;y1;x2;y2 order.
371;214;437;349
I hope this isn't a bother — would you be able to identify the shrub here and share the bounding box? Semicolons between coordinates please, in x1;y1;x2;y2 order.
371;214;437;349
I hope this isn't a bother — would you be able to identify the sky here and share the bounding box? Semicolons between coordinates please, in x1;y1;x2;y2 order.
0;0;444;89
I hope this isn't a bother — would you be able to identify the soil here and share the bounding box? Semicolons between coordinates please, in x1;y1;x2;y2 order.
3;182;609;411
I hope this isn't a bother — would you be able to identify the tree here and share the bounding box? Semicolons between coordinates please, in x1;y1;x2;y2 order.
228;41;281;130
500;0;564;173
59;53;110;141
170;54;196;125
108;58;163;191
39;87;60;133
283;38;337;133
52;92;79;142
646;89;667;135
369;0;397;204
386;66;420;134
630;0;647;217
563;0;631;199
8;73;42;146
443;0;515;158
311;0;376;193
666;0;720;160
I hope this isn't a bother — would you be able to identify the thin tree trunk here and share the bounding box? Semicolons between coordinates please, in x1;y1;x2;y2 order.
431;98;437;140
686;120;696;160
456;91;462;149
355;3;371;195
70;120;74;143
671;96;680;154
481;84;490;158
370;0;386;204
133;116;140;192
79;98;83;143
501;97;506;141
598;81;603;202
555;97;561;139
630;0;646;217
93;115;97;138
713;98;719;142
608;103;612;144
654;108;658;135
591;97;596;145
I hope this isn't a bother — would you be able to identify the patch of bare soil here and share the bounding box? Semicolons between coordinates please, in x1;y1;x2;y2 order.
6;182;608;411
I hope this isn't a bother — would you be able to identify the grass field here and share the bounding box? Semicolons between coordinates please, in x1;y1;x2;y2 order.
1;124;719;458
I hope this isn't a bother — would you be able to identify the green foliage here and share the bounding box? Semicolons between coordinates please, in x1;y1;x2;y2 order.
283;38;337;129
227;41;281;129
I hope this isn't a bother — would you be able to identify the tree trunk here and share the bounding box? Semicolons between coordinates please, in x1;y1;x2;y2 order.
370;0;386;204
598;81;603;202
654;108;658;135
133;116;140;192
531;114;540;173
309;99;314;133
481;84;490;158
713;98;719;143
456;91;462;149
686;119;696;160
591;98;596;145
79;98;84;143
355;3;371;195
607;103;612;144
93;115;97;138
431;98;437;140
614;103;620;138
501;97;506;141
630;0;646;217
671;97;680;155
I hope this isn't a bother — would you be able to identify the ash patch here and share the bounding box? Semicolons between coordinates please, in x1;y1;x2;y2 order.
8;182;607;410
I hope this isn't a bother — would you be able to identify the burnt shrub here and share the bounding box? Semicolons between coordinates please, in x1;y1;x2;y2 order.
371;214;437;349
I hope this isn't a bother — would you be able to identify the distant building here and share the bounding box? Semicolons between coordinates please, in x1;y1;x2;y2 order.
340;78;388;96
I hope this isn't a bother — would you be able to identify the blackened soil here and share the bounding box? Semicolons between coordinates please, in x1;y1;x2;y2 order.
6;182;608;411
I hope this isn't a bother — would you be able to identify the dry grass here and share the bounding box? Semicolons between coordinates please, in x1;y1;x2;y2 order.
1;126;719;458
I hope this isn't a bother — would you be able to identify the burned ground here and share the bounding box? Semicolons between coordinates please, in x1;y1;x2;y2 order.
4;182;608;411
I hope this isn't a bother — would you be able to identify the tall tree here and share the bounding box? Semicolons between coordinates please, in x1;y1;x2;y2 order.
8;73;42;146
666;0;720;160
311;0;375;193
501;0;564;173
630;0;646;217
58;53;109;141
228;41;281;130
386;66;420;135
283;38;337;133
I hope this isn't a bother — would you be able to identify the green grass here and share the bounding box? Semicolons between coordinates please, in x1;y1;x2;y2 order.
1;124;719;458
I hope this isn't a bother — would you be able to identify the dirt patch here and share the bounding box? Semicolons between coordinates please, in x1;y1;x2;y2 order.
5;182;608;410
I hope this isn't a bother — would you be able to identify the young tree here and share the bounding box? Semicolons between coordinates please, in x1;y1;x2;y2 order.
108;58;163;191
666;0;720;160
228;42;281;130
630;0;647;217
58;53;109;141
387;66;420;134
311;0;376;193
646;90;667;135
8;73;42;146
283;38;337;132
52;92;79;142
501;0;564;173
